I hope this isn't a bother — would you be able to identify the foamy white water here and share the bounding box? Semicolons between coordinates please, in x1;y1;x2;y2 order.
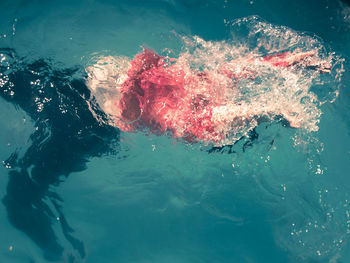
87;17;343;146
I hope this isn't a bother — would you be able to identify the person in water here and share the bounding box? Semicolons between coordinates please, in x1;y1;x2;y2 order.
87;48;331;145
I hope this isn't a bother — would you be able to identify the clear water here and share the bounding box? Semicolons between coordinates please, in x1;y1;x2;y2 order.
1;0;350;262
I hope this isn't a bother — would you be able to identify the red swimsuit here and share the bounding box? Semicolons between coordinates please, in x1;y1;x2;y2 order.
117;49;219;142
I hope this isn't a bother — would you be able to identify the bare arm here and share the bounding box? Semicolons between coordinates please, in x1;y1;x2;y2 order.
220;50;331;79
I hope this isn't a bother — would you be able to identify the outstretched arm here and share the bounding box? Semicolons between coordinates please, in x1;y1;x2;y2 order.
260;51;331;73
221;50;331;80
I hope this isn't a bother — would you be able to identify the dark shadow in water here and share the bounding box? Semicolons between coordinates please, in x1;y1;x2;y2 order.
207;115;290;154
0;48;119;261
341;0;350;6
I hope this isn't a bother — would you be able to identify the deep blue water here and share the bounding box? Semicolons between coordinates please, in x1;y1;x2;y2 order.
1;0;350;262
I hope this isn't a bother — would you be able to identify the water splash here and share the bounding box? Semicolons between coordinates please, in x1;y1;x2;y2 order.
87;17;343;147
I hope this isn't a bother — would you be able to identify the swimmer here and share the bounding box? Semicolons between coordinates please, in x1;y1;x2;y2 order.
87;48;331;145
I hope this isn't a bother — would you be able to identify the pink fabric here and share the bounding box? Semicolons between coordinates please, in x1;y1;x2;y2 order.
117;49;219;142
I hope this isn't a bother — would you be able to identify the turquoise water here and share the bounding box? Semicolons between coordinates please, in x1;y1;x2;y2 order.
1;0;350;262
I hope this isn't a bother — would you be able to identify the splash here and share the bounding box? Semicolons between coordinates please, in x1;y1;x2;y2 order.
87;17;343;146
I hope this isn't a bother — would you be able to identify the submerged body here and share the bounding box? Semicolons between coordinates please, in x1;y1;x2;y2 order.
87;46;331;145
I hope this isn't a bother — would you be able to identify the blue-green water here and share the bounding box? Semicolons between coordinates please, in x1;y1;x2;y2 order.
1;0;350;262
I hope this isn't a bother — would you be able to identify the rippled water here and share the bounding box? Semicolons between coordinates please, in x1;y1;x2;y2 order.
1;0;350;263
